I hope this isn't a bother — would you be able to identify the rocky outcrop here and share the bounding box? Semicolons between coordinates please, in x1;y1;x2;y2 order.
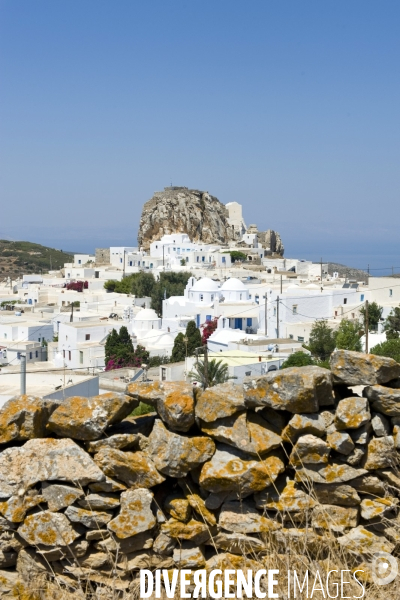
0;349;399;596
138;187;235;250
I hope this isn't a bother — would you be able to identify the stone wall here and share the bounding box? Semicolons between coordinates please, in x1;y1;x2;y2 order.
0;350;399;597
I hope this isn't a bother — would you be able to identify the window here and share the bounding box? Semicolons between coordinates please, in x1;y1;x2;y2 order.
80;351;83;364
247;318;252;327
360;294;365;301
239;293;242;300
206;315;212;321
78;260;81;264
129;261;132;266
289;334;294;339
120;258;123;263
210;295;214;301
29;352;32;360
273;307;276;316
35;351;38;358
335;311;338;316
202;257;205;262
255;295;259;304
352;313;355;319
222;256;226;263
390;289;393;297
200;295;204;301
38;337;41;342
196;257;199;262
292;305;298;315
63;350;65;358
17;352;21;360
343;298;347;304
245;371;251;376
297;336;305;342
4;333;7;340
68;351;71;361
85;334;90;341
161;368;167;381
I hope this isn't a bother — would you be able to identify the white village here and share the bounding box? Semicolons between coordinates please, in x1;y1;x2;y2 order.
0;187;398;403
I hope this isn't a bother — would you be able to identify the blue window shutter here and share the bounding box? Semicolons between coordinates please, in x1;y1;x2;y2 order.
247;318;252;327
206;315;212;321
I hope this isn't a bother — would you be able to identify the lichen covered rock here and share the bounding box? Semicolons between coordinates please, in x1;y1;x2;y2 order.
331;350;400;386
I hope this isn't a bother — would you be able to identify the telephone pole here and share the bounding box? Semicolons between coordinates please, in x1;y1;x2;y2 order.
320;257;323;290
20;355;26;395
70;303;74;323
365;300;369;354
203;345;209;389
264;293;267;336
276;295;280;339
280;275;283;294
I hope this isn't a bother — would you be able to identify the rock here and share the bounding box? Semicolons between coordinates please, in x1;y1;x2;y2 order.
161;519;211;545
344;446;366;466
243;366;333;413
117;550;173;571
78;493;120;511
153;532;176;556
210;532;266;554
65;506;113;529
281;413;326;443
108;488;156;540
173;545;205;569
126;381;195;432
350;423;372;445
95;530;154;554
205;491;228;510
255;480;316;512
86;529;109;541
375;469;400;490
183;493;217;527
94;447;165;488
199;444;285;496
146;419;215;478
0;517;16;532
37;538;89;562
0;569;19;597
273;527;327;555
42;483;84;511
219;499;280;534
258;406;288;432
313;483;360;506
89;477;127;493
371;412;391;437
137;187;237;250
312;505;359;533
86;433;143;453
164;496;191;522
200;411;281;456
327;431;355;455
47;392;137;440
79;550;111;570
330;350;400;386
289;434;330;466
351;475;386;496
206;552;264;573
337;525;394;556
393;424;400;449
18;510;81;547
334;397;371;430
0;395;55;444
195;383;246;422
363;436;397;470
0;550;17;568
360;497;397;520
0;438;105;499
0;490;44;523
295;462;367;484
364;385;400;416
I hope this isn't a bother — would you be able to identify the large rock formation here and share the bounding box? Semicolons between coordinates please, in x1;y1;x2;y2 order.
138;187;235;250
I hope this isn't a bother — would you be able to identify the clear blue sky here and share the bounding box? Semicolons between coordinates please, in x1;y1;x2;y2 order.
1;1;399;273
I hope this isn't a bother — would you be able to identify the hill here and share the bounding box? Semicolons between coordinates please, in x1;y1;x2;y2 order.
0;240;73;280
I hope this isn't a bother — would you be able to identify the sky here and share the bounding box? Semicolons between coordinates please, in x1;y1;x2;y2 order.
0;1;399;274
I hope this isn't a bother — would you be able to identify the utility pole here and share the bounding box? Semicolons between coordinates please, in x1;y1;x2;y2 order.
264;293;267;336
320;257;323;289
162;246;165;270
365;300;369;354
20;354;26;395
123;250;126;278
280;275;283;294
203;345;209;389
367;264;370;276
276;295;280;339
70;303;74;323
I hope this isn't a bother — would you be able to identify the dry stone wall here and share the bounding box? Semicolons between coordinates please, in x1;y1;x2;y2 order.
0;351;399;597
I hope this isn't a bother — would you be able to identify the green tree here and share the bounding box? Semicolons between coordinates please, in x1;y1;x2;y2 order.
171;332;186;362
281;352;314;369
306;321;336;361
185;320;202;355
105;326;136;369
104;280;117;292
151;272;192;315
371;338;400;363
227;251;247;263
131;272;156;298
359;302;383;332
383;306;400;339
189;358;232;388
334;319;363;352
105;328;120;363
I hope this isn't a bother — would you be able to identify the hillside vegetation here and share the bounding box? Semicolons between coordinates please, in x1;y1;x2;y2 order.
0;239;73;279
